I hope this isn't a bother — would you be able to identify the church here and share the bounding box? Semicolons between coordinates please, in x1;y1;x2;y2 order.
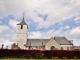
12;17;78;50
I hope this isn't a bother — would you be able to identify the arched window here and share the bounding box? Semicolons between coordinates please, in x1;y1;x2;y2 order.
51;46;55;50
21;25;23;29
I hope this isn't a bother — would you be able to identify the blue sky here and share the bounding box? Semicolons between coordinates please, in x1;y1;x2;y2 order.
0;0;80;48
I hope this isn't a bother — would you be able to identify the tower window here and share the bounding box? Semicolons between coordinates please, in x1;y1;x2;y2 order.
21;25;23;29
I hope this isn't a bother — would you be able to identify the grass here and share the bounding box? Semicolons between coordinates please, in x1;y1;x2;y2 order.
0;58;80;60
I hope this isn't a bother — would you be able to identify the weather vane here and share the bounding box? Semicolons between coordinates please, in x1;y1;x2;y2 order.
23;12;25;18
23;11;26;18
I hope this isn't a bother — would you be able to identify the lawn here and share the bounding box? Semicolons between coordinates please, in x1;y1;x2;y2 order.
0;59;80;60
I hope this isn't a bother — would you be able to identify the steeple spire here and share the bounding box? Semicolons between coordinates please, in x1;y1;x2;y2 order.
17;13;27;25
22;13;25;22
21;13;25;23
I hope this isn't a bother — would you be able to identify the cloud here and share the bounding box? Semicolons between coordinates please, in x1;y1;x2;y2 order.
28;31;43;38
0;0;80;48
9;19;19;28
74;16;80;21
0;0;80;29
28;0;80;28
28;27;68;39
69;26;80;46
64;25;70;29
0;0;6;18
70;26;80;39
0;25;15;49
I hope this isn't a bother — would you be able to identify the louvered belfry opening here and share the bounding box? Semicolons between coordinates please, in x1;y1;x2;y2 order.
21;25;23;29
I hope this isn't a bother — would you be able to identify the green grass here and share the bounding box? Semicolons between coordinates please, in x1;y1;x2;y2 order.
0;59;80;60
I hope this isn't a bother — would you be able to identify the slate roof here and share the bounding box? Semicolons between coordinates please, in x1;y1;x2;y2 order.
17;17;27;25
24;37;72;47
25;39;50;46
54;37;72;45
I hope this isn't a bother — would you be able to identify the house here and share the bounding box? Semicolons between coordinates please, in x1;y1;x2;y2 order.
13;17;74;50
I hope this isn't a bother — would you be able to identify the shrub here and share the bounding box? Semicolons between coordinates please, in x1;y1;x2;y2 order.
35;53;44;59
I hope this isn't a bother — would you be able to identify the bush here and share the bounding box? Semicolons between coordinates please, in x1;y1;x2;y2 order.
35;53;44;59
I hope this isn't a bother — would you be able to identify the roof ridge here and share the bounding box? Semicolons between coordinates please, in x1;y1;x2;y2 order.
54;37;72;45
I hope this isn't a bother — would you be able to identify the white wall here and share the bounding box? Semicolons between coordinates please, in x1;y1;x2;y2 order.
16;25;27;34
45;38;60;50
15;25;28;49
45;38;73;50
25;46;44;50
60;45;73;50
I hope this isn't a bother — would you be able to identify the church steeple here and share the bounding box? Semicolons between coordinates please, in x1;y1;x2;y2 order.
22;16;25;23
15;14;28;49
17;14;27;25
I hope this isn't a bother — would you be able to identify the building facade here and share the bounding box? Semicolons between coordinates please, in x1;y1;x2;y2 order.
14;17;74;50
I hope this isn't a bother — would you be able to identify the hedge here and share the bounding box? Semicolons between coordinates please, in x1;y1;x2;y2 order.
0;49;80;59
44;50;80;58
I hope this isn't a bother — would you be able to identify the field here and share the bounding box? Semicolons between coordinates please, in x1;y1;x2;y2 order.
0;59;80;60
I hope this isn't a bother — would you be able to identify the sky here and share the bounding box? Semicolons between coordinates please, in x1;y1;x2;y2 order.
0;0;80;49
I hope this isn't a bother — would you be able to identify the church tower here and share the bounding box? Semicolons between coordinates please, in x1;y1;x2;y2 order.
15;17;28;49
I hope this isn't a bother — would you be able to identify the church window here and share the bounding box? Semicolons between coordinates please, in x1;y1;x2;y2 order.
21;25;23;29
51;46;55;50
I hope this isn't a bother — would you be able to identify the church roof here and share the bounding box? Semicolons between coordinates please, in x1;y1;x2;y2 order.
17;17;27;25
24;37;72;47
54;37;72;45
25;39;50;46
